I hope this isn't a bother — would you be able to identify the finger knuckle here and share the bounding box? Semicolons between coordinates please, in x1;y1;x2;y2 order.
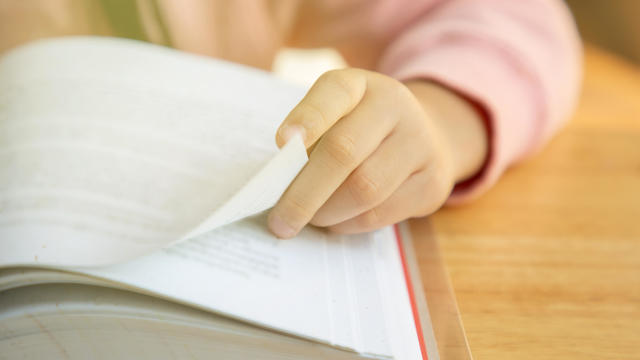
281;195;315;225
393;79;415;101
320;69;351;88
413;171;452;218
431;162;454;196
320;69;363;104
414;201;436;218
309;216;325;228
293;102;326;127
357;207;383;229
415;192;445;217
321;133;359;168
347;168;384;207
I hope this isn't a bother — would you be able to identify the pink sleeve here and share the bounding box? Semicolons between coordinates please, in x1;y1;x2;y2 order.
376;0;582;203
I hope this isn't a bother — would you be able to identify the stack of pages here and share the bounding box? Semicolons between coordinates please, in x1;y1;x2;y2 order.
0;37;438;359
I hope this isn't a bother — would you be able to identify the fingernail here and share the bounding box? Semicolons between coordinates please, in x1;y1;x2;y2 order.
268;213;297;239
278;125;306;145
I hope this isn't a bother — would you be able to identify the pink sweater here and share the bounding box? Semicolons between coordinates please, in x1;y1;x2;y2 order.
153;0;582;203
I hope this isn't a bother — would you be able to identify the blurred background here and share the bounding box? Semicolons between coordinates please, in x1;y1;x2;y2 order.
566;0;640;64
275;1;640;87
2;1;639;84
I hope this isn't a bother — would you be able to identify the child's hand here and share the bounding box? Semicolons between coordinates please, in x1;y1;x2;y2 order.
268;69;487;238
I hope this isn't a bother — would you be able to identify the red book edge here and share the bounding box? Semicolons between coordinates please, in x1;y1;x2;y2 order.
393;224;428;360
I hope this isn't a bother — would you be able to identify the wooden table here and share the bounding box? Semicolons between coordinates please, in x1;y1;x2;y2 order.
412;46;640;359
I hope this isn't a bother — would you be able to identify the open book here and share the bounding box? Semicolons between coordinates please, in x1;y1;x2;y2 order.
0;37;437;359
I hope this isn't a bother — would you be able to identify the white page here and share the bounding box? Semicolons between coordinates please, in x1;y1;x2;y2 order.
77;216;336;346
177;134;307;242
0;37;307;266
371;226;424;360
69;220;425;359
72;217;425;358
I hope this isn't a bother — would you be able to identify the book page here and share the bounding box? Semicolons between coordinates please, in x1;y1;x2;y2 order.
73;216;422;358
0;284;369;360
78;216;336;345
0;225;423;359
177;134;307;242
0;37;307;266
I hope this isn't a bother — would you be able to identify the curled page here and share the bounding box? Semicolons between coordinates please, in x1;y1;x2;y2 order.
176;135;307;243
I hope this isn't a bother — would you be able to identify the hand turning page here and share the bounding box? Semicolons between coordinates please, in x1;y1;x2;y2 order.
0;37;430;360
177;135;307;243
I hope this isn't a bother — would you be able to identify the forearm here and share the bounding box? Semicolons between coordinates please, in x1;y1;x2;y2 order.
0;0;110;55
405;81;488;184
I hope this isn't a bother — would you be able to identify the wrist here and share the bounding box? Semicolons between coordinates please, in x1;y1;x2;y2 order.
405;80;489;183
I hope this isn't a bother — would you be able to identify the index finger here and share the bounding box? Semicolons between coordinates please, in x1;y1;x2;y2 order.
275;69;367;149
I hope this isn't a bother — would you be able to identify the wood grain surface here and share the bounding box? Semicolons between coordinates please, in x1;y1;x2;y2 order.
412;46;640;360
